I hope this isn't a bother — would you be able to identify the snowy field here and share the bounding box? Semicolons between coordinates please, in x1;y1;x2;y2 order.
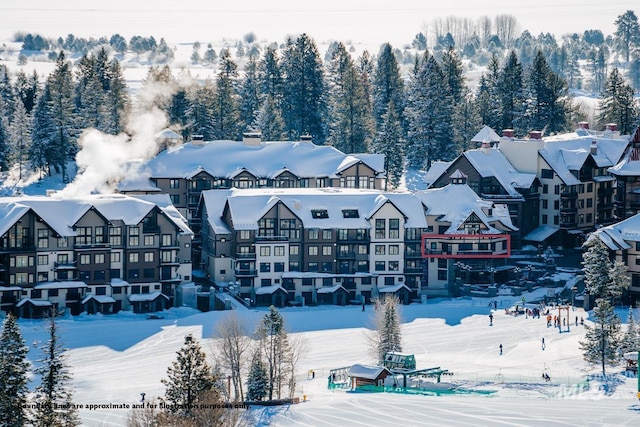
13;293;640;426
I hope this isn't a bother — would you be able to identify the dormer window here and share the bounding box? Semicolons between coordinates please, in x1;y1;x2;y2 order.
342;209;359;218
311;209;329;219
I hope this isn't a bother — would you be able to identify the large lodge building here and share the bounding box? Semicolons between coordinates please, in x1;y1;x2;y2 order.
3;125;640;316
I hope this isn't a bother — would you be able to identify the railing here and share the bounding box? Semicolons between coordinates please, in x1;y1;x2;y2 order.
54;261;78;269
235;268;257;277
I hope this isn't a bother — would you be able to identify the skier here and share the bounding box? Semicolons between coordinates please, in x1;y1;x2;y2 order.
541;337;545;350
499;344;503;355
489;313;494;326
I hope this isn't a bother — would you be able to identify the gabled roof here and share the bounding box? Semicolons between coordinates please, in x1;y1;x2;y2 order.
16;298;52;307
471;125;502;143
414;183;517;233
202;188;429;232
462;148;536;197
316;284;349;294
82;295;116;304
347;364;391;380
255;285;288;295
424;161;453;188
128;291;169;302
591;213;640;250
144;139;385;180
540;133;628;185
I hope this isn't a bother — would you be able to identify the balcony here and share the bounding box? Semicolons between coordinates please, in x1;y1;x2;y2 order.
560;190;578;199
337;251;356;259
235;268;257;277
559;206;577;214
54;261;78;270
404;267;424;274
255;235;289;242
235;252;256;260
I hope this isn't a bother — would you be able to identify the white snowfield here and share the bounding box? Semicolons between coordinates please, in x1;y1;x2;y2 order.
16;297;640;426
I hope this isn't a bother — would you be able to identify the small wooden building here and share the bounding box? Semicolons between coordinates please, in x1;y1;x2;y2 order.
254;285;288;308
347;364;392;389
317;285;350;305
129;292;170;313
16;298;53;319
377;284;412;305
82;295;117;315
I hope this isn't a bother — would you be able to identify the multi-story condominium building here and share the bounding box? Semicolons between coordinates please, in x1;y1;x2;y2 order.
425;140;538;249
499;124;629;247
0;194;192;317
198;181;516;306
609;126;640;220
122;133;386;223
590;212;640;304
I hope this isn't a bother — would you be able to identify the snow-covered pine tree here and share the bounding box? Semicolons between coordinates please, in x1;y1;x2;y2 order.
371;101;404;189
9;100;32;180
30;84;55;175
0;313;30;427
597;67;640;135
498;50;526;134
104;58;129;135
186;78;217;141
474;54;502;132
75;52;108;133
326;42;372;154
620;308;640;356
579;298;622;376
582;238;613;300
237;53;261;134
212;49;240;140
32;311;80;427
254;94;286;141
370;294;403;363
13;69;40;114
614;10;640;63
246;350;268;401
161;334;216;417
372;43;404;130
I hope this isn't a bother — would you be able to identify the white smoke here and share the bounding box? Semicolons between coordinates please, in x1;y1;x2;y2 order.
57;77;178;198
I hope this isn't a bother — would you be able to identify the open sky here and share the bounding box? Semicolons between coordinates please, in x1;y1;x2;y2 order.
0;0;638;47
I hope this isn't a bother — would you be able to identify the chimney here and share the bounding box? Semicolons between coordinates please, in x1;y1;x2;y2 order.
590;140;597;155
300;134;313;143
577;121;590;130
502;129;515;138
242;132;262;146
480;139;492;152
529;130;542;140
605;123;618;132
191;134;204;146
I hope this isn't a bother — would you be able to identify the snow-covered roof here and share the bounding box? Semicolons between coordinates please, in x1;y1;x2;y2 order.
540;133;628;185
471;125;502;143
111;278;130;287
347;364;390;380
0;286;22;292
128;291;169;302
255;285;288;295
463;148;536;196
155;128;182;140
424;161;452;188
16;298;52;307
523;225;560;242
591;213;640;250
0;194;192;237
143;139;385;180
35;281;88;290
203;188;429;232
82;295;116;304
377;284;411;293
415;183;517;233
316;284;348;294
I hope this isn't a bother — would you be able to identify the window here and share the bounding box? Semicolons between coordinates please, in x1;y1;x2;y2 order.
308;229;319;240
308;262;318;272
308;246;318;256
586;213;593;222
389;245;399;255
542;214;548;224
109;227;122;246
587;183;593;192
554;200;559;209
95;254;105;264
80;254;91;265
358;245;368;254
542;200;548;209
289;246;299;256
144;235;154;246
322;262;332;272
322;245;332;256
375;261;385;271
37;229;49;248
76;227;92;245
38;272;49;282
161;250;173;263
280;219;299;239
260;246;271;256
144;252;154;262
357;261;369;272
110;252;121;263
389;261;399;271
170;179;180;189
129;226;140;246
541;169;554;179
57;254;68;264
289;261;300;271
322;230;332;239
258;218;276;237
38;255;48;265
129;252;139;263
316;178;326;187
554;185;560;195
260;263;271;272
48;289;59;297
389;219;400;239
274;262;285;272
375;219;386;239
345;176;356;188
274;246;285;256
311;209;329;219
543;184;548;194
342;209;359;218
375;245;385;255
162;234;172;247
239;230;251;240
58;237;68;248
143;268;155;279
337;229;348;240
587;199;593;208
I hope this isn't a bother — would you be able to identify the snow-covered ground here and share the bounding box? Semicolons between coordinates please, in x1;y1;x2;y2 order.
13;293;640;426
